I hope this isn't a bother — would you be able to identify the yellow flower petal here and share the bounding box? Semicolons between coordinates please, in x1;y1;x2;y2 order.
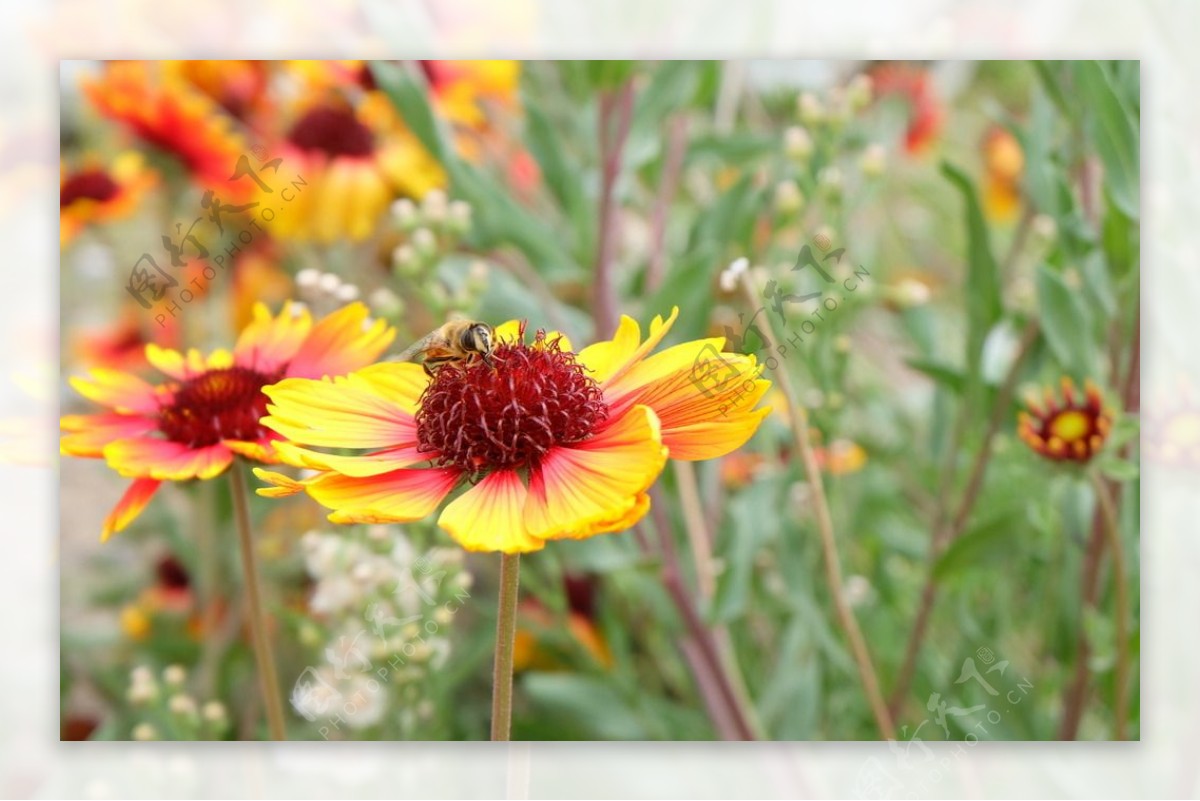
438;469;545;553
252;467;307;498
262;369;421;449
577;307;679;386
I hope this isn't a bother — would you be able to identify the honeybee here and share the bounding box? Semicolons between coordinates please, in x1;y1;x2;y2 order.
394;320;496;375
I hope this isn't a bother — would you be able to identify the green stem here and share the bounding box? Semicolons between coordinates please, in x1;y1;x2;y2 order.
1091;471;1131;740
491;553;521;741
229;459;287;740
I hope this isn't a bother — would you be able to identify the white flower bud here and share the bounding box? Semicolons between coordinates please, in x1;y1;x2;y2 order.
334;283;360;302
847;74;873;109
132;723;158;741
317;272;342;294
859;143;886;178
1031;214;1057;243
818;166;843;195
168;694;197;717
391;197;418;227
718;256;750;292
798;92;824;125
296;268;321;289
393;242;417;270
774;180;805;215
202;701;227;723
412;228;437;256
162;664;187;687
783;126;814;162
420;189;448;222
447;200;472;232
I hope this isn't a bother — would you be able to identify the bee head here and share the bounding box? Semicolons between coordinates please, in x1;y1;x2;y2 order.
461;323;495;357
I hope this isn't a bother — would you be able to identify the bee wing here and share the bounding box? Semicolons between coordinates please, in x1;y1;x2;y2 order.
392;333;435;363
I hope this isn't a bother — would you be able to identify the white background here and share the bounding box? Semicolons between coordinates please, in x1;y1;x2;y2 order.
6;0;1191;797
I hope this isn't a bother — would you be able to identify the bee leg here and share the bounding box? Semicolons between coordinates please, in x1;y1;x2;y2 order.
482;352;495;369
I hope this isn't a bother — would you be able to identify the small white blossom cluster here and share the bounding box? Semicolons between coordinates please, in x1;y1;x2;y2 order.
390;189;473;277
126;664;229;741
781;73;885;202
291;527;473;737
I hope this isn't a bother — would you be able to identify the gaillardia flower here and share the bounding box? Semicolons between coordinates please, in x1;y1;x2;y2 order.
61;302;394;540
1018;377;1114;463
255;309;771;553
60;152;156;245
83;62;248;196
264;95;445;243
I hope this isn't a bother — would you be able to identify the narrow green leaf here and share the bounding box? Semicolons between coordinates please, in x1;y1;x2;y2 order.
1073;61;1140;220
933;510;1020;582
369;61;452;164
941;162;1003;388
1034;263;1094;374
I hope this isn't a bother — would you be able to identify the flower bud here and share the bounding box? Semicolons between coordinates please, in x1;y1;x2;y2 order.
859;143;886;178
774;180;805;215
798;92;824;125
783;126;814;162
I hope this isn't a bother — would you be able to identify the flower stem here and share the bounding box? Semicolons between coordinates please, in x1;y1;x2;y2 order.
738;272;895;740
228;459;287;740
1091;471;1131;740
491;552;521;741
593;80;635;339
889;319;1040;717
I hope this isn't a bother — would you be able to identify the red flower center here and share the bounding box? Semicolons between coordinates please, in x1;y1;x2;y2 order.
60;169;120;208
287;105;375;159
158;367;284;448
415;331;609;474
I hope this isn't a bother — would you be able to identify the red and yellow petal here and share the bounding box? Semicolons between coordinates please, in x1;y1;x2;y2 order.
252;467;308;498
101;478;163;541
605;339;771;460
60;412;157;458
304;466;463;524
271;440;433;476
287;301;395;380
69;370;163;414
262;367;422;449
103;438;233;481
577;307;679;386
233;302;314;374
438;469;546;553
524;404;667;541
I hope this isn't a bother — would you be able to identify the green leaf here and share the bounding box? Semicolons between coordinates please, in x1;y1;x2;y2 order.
1034;263;1094;374
369;61;452;163
1097;455;1139;482
519;673;648;740
1073;61;1140;220
933;509;1020;582
905;357;966;395
1032;60;1072;116
941;162;1004;392
1105;414;1140;453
